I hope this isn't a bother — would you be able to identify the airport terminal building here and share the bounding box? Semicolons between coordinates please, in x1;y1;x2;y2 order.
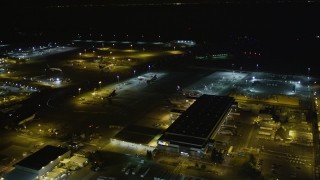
157;95;235;157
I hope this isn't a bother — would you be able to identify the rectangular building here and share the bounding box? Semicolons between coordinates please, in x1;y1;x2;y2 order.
4;145;70;180
157;95;234;157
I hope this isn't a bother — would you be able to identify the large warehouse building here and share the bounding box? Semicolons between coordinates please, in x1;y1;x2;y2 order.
4;145;70;180
157;95;235;157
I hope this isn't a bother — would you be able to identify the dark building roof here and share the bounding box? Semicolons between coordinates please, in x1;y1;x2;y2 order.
159;95;234;148
15;145;69;171
170;109;185;114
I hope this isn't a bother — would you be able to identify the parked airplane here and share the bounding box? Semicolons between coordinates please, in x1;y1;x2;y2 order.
138;74;158;84
18;113;36;125
146;75;157;84
46;64;62;72
102;89;117;99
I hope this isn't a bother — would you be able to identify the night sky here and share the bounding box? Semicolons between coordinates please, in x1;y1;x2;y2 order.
1;0;320;74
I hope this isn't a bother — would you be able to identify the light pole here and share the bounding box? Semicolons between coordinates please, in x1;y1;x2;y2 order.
232;63;234;75
148;65;151;72
99;81;101;89
256;64;259;71
133;70;136;76
78;88;81;95
130;44;133;49
308;67;311;80
117;75;119;83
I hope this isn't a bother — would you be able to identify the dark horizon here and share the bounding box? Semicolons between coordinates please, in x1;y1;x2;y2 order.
1;2;320;67
1;0;319;7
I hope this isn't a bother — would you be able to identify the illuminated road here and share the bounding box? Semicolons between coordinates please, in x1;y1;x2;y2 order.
245;126;255;148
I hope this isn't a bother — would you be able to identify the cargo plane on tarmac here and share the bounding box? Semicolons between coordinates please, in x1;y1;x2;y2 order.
101;89;117;100
138;74;157;84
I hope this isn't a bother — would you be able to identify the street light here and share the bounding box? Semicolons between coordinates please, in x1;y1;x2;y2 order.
232;63;234;75
99;81;101;89
133;70;136;76
117;75;120;83
130;44;133;49
308;67;311;79
78;88;81;95
256;64;259;71
148;65;151;72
